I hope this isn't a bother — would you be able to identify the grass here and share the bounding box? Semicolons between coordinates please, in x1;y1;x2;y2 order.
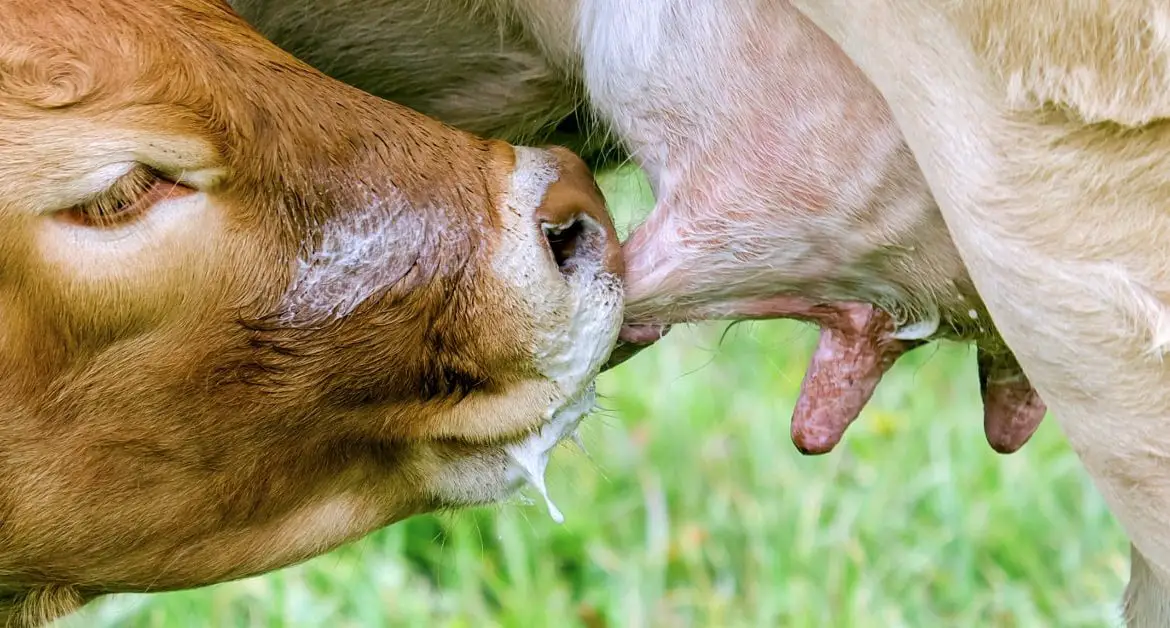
64;166;1129;627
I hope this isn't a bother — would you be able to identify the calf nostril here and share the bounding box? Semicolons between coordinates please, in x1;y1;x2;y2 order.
542;216;600;277
532;145;624;276
543;219;582;268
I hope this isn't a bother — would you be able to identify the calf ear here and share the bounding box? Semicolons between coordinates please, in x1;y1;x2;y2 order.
953;0;1170;128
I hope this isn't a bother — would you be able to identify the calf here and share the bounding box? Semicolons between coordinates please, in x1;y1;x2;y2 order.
788;1;1170;623
0;1;624;625
232;0;1045;456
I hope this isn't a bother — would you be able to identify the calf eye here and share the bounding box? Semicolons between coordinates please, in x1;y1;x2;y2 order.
64;165;196;227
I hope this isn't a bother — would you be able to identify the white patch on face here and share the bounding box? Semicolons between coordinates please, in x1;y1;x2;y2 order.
73;162;137;200
274;492;363;554
491;146;624;523
38;190;221;279
494;147;624;391
277;187;433;325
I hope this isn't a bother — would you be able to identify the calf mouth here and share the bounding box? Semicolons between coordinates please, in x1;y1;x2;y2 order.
420;380;601;523
601;323;672;369
502;387;597;523
606;296;1045;456
511;256;622;522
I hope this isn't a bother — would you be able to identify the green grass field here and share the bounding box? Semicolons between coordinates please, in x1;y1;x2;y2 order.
64;167;1129;627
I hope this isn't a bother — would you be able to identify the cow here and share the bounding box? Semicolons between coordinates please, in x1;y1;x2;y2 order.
0;1;625;626
230;0;1170;624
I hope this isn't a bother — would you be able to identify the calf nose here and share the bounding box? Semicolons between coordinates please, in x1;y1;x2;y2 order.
534;146;625;278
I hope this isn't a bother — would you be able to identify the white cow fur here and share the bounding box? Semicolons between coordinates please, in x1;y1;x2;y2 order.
786;0;1170;624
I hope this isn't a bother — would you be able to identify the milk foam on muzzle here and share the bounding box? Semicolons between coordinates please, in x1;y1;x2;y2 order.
504;388;596;524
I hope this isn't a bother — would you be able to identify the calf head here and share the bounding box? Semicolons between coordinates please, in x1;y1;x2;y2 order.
0;1;623;624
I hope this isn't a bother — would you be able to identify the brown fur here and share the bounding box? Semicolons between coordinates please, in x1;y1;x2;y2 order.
0;1;623;625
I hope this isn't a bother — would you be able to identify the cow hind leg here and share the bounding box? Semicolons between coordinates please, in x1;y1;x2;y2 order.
1125;544;1170;628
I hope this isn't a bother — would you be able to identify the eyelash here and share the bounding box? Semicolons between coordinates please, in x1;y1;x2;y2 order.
65;166;192;227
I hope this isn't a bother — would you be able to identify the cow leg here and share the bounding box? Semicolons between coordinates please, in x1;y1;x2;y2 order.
1126;544;1170;627
789;0;1170;622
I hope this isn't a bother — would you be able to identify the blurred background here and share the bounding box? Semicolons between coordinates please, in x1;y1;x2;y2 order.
65;166;1129;628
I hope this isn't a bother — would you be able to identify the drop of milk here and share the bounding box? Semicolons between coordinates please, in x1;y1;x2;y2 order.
569;430;589;456
512;448;564;524
504;391;594;525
